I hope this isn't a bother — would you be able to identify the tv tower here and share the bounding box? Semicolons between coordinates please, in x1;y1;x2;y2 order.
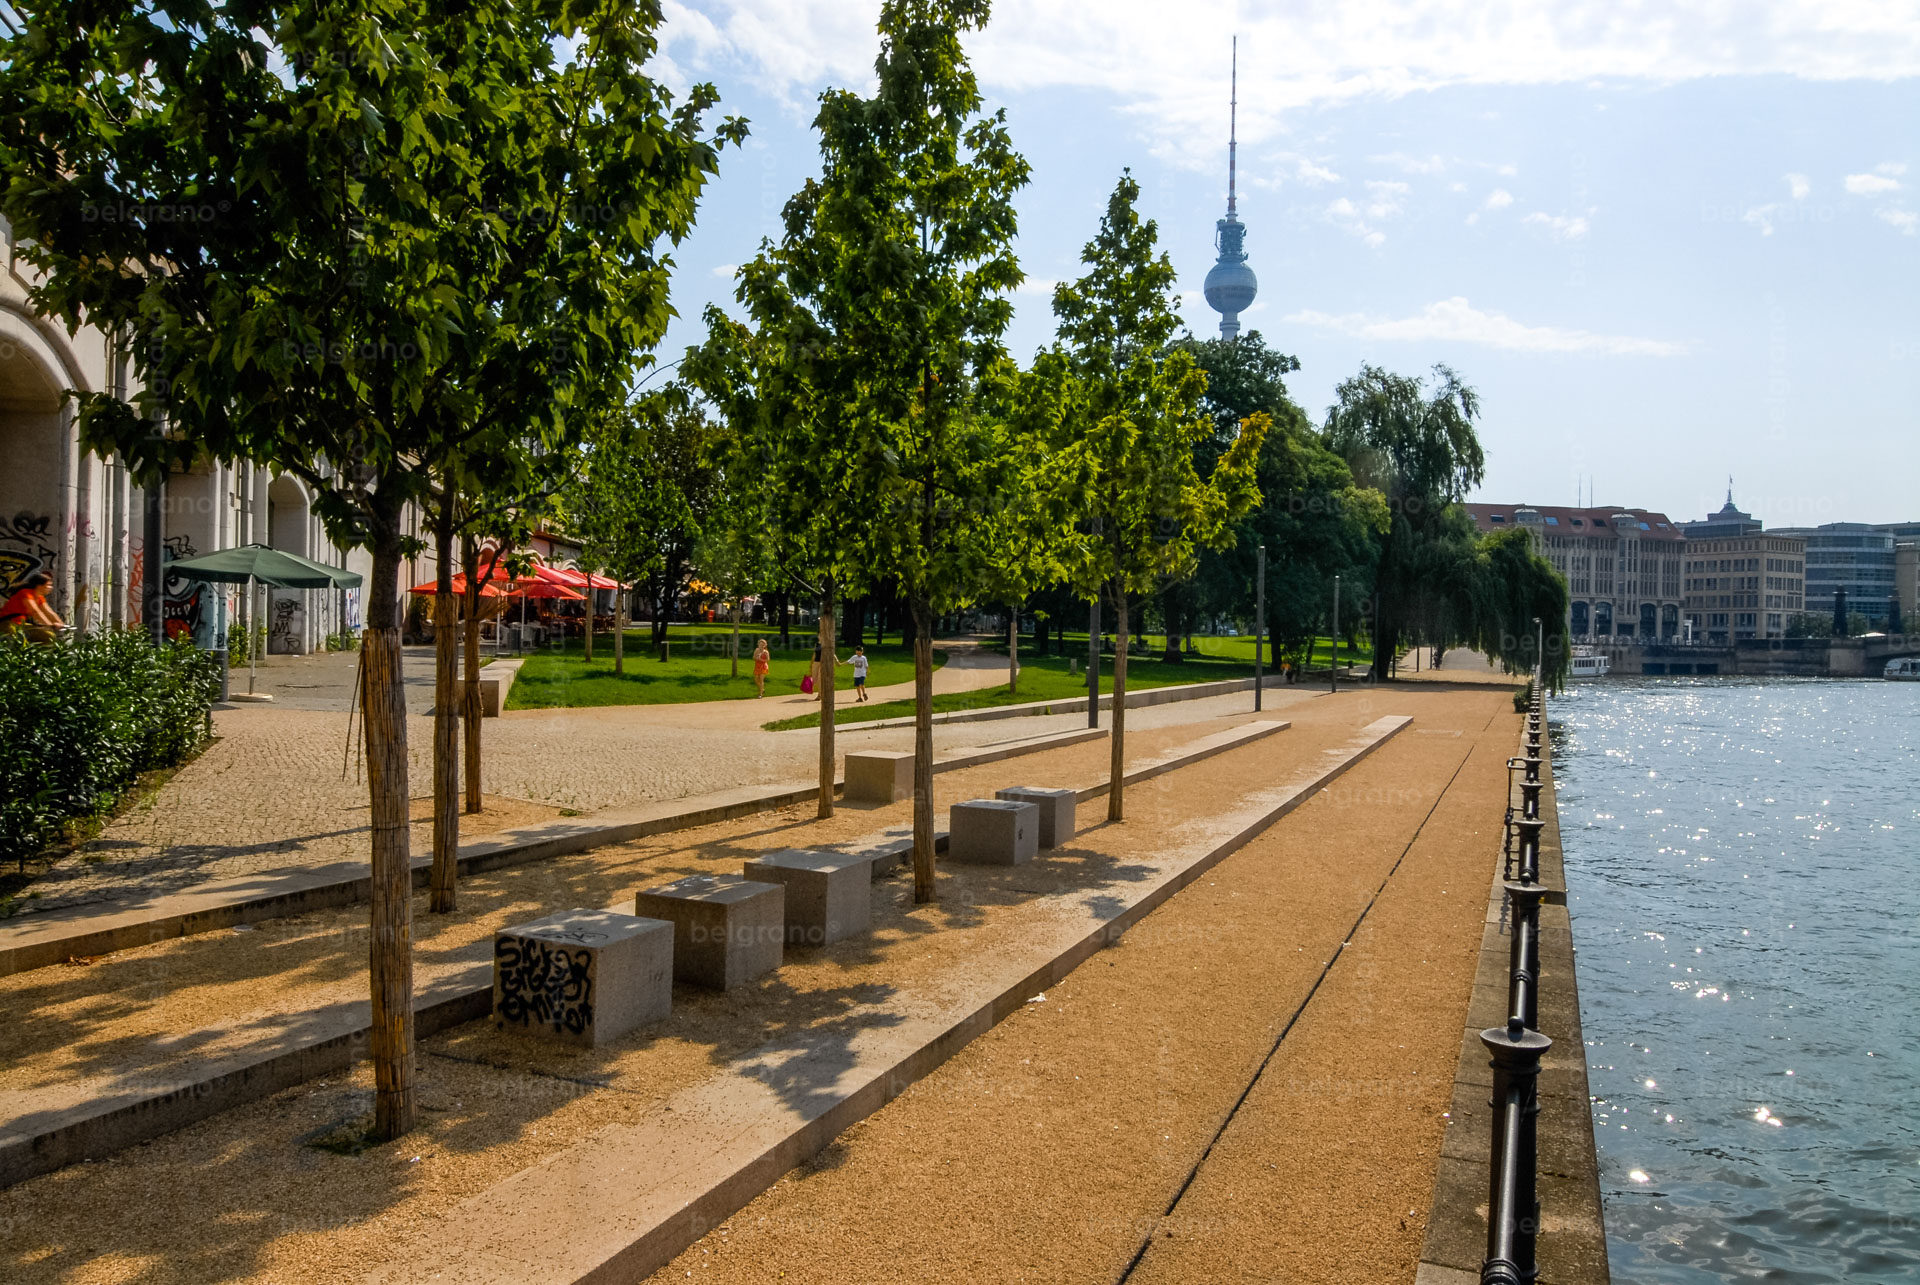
1203;36;1258;340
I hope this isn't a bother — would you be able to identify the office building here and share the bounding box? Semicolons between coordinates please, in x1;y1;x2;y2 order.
1465;503;1686;640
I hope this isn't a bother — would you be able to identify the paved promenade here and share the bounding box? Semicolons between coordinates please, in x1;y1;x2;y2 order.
7;644;1017;919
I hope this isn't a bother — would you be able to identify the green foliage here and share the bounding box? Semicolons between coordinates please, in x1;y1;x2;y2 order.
0;0;744;592
1043;174;1268;603
1322;363;1487;666
1464;527;1570;688
0;632;221;867
567;392;727;631
1185;332;1387;654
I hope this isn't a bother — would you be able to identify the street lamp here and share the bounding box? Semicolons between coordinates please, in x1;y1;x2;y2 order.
1331;573;1341;694
1254;544;1266;711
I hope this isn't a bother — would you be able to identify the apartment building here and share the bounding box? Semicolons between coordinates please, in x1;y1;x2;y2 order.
1464;503;1686;641
1679;497;1805;643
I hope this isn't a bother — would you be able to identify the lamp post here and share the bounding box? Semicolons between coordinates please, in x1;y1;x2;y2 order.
1087;594;1100;729
1534;615;1543;684
1254;544;1265;711
1330;573;1341;694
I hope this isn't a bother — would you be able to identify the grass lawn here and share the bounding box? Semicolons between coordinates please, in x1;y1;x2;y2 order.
763;646;1263;731
1046;630;1375;667
504;628;937;710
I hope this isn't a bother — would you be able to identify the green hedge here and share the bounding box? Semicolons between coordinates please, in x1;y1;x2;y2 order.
0;631;222;866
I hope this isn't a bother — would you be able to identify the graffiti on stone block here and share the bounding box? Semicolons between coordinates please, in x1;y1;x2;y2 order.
0;511;58;594
495;936;595;1036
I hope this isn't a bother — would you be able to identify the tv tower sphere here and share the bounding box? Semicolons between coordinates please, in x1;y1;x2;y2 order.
1204;37;1257;339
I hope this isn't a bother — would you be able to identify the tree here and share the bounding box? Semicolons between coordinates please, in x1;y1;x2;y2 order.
1322;364;1486;675
1464;527;1570;688
2;0;741;1140
567;391;724;665
701;0;1031;897
1047;174;1266;820
1186;333;1387;666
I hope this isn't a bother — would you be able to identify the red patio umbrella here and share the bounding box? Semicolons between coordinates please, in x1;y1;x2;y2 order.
506;576;585;651
408;572;509;597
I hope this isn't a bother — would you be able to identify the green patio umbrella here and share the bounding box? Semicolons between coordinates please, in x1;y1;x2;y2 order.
165;543;364;699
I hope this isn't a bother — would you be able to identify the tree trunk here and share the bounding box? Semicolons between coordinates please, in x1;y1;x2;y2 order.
816;579;836;820
461;538;482;816
911;593;936;904
1007;603;1020;697
729;602;741;678
1109;585;1128;823
430;498;458;914
362;526;414;1142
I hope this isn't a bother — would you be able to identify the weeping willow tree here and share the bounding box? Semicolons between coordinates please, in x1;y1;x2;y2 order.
1464;526;1571;689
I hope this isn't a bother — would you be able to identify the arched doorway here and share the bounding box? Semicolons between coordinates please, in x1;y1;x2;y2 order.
1661;604;1679;640
1594;602;1614;636
1639;603;1657;639
0;309;75;610
1570;601;1590;637
267;473;313;653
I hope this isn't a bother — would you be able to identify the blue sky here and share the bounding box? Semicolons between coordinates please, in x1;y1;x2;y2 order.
649;1;1920;526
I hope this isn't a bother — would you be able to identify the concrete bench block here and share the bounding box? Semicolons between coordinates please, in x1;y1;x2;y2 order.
948;799;1039;866
994;787;1077;848
742;848;873;948
846;751;914;803
634;874;785;990
493;909;672;1046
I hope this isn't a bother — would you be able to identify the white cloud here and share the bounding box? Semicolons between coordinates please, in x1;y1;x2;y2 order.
710;263;739;278
1286;296;1688;357
1484;188;1515;210
1743;205;1781;236
1253;153;1343;188
663;2;1920;159
1845;172;1902;195
1876;161;1909;175
1785;172;1811;199
1876;207;1918;234
1373;151;1448;175
1524;211;1591;241
1015;277;1062;296
1325;182;1407;245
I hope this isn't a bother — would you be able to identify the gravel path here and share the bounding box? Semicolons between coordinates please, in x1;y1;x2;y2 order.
637;688;1516;1284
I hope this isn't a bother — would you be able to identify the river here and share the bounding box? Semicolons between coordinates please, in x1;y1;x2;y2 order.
1552;677;1920;1284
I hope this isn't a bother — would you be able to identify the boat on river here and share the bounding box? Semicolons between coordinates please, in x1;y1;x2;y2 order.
1886;657;1920;681
1570;647;1610;680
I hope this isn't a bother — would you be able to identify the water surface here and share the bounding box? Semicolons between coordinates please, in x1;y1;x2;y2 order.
1554;677;1920;1283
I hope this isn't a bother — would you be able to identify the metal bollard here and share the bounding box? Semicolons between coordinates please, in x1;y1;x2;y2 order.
1481;1018;1552;1285
1519;780;1543;822
1521;753;1542;784
1505;882;1545;1032
1512;817;1544;884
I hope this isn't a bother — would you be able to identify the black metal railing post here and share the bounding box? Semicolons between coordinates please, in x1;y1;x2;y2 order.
1480;1018;1552;1285
1519;779;1542;822
1505;881;1545;1032
1512;816;1544;885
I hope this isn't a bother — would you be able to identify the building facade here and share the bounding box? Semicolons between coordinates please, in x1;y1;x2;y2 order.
1465;503;1686;641
1677;498;1804;643
1771;522;1898;627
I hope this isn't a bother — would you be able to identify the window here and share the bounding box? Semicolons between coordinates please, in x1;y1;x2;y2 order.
1489;514;1505;523
1545;516;1559;525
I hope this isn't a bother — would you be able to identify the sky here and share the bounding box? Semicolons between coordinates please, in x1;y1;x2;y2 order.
645;1;1920;527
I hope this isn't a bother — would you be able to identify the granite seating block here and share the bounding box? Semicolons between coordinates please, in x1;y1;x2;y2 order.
846;751;914;803
948;798;1039;866
492;908;672;1046
993;787;1077;848
742;848;873;947
634;875;784;990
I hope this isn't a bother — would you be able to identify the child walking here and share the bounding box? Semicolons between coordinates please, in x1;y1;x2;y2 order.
851;645;869;701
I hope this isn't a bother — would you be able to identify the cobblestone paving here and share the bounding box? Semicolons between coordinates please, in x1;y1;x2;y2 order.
15;647;1285;920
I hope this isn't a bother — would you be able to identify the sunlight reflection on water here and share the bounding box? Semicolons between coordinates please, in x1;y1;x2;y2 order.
1555;677;1920;1284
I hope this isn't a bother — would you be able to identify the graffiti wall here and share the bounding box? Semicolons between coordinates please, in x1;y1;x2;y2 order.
0;510;58;596
268;591;305;654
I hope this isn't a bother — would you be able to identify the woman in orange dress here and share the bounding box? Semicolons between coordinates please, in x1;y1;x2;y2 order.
751;638;771;697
